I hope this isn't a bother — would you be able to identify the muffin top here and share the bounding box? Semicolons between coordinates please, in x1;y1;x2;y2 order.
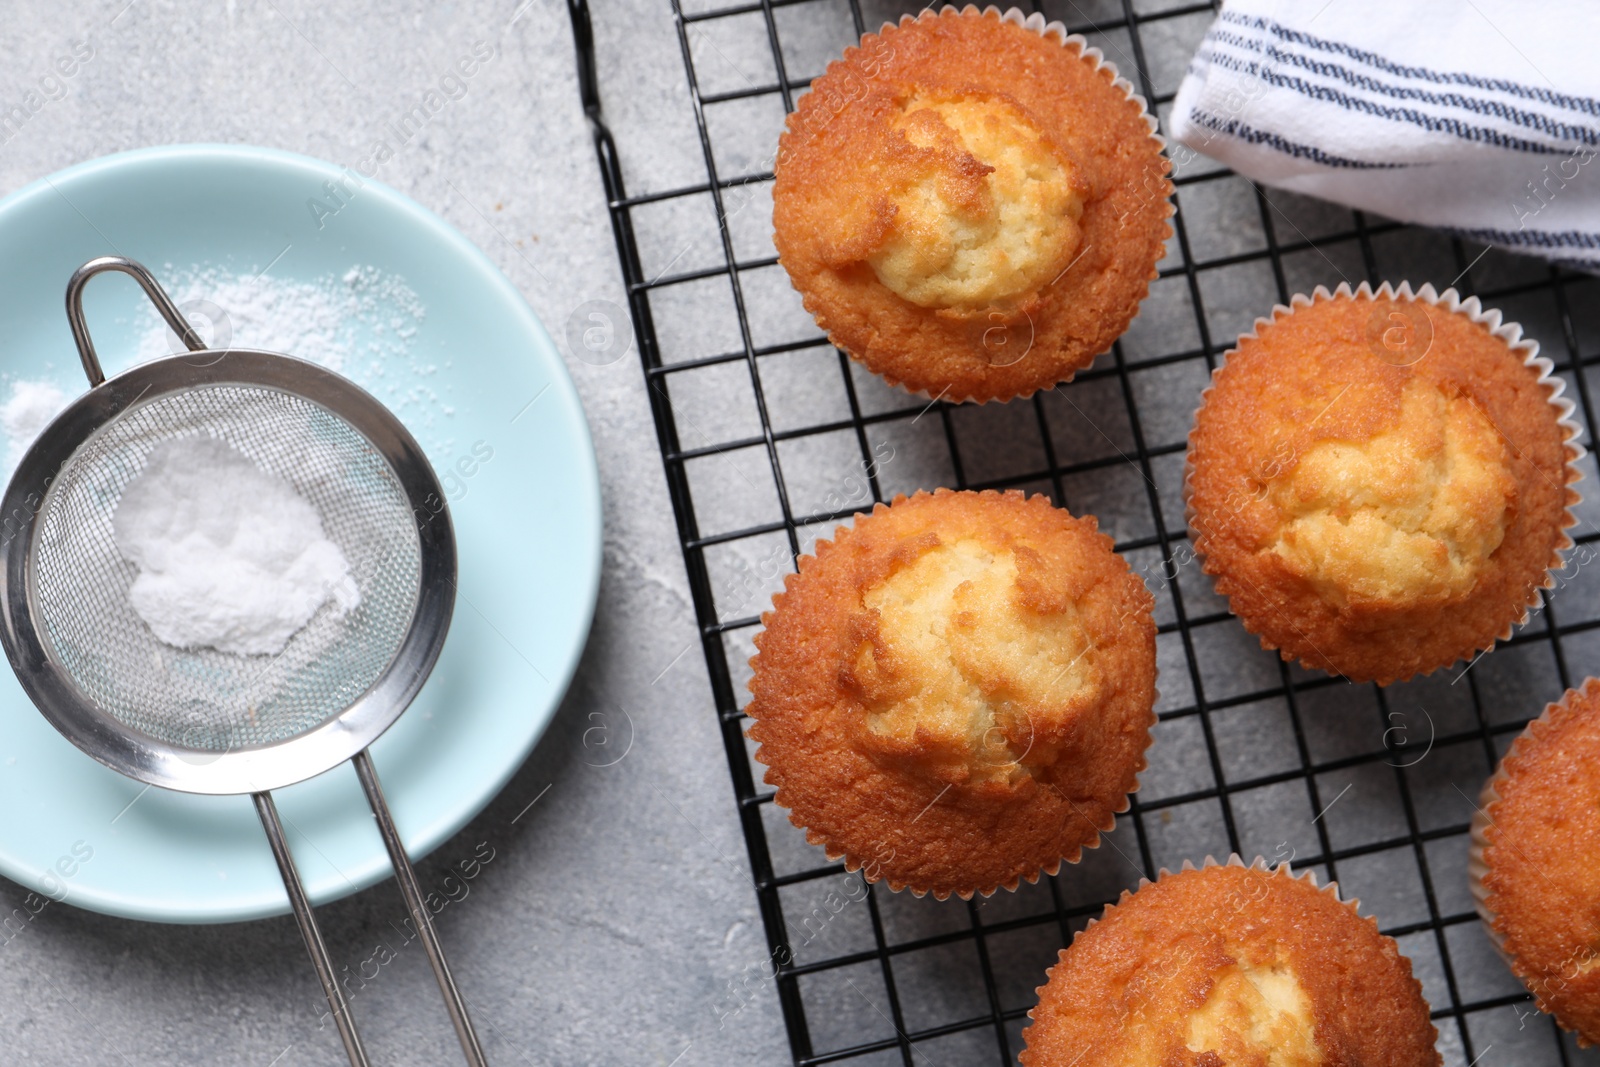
863;89;1086;311
1020;862;1440;1067
746;490;1155;899
1186;286;1577;684
773;8;1171;403
1478;678;1600;1044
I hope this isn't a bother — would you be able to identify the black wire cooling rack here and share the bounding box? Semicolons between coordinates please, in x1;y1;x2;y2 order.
568;1;1600;1064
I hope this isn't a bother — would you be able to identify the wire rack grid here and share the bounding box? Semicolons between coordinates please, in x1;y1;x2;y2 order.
568;1;1600;1064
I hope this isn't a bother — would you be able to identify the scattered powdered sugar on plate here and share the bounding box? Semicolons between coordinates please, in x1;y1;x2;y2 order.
1;379;68;475
132;262;455;461
0;263;455;479
136;267;347;371
112;435;360;657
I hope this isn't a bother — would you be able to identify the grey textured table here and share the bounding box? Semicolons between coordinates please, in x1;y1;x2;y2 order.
0;2;787;1064
5;3;1600;1066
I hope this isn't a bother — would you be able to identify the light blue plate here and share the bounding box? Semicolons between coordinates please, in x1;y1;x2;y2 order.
0;145;600;922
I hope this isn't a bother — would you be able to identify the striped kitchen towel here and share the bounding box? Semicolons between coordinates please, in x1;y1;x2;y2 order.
1169;0;1600;272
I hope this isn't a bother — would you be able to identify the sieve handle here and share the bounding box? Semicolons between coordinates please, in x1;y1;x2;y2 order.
354;749;490;1067
254;792;373;1067
65;256;207;387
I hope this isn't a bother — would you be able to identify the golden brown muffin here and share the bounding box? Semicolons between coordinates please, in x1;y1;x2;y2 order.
1020;860;1441;1067
1185;283;1579;685
746;489;1156;899
772;8;1172;404
1472;678;1600;1045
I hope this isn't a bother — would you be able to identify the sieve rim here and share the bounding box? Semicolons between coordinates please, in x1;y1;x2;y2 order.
0;348;456;795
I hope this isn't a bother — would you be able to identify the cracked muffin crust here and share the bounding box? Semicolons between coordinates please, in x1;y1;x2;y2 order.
1472;678;1600;1046
745;490;1156;899
1185;284;1579;685
771;7;1172;403
1020;860;1440;1067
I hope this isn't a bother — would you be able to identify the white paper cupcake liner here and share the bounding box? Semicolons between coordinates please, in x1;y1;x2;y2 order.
1468;758;1510;953
850;5;1175;404
1077;853;1352;937
1181;280;1586;682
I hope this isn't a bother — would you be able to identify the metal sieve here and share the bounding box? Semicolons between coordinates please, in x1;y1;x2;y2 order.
0;257;486;1067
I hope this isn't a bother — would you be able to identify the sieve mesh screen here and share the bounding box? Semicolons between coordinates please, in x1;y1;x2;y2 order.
30;384;422;752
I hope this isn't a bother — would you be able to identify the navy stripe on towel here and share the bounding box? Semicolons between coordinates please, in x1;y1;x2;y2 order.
1201;30;1597;148
1185;109;1406;169
1197;48;1580;156
1451;224;1600;252
1220;11;1600;118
